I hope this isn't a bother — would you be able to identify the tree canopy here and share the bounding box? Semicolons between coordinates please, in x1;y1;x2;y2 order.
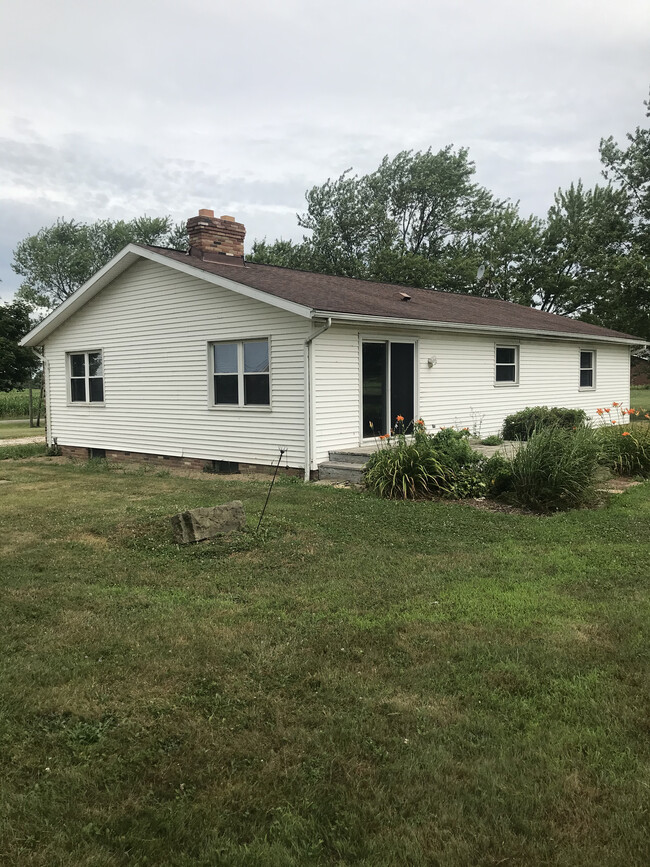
250;91;650;341
0;300;39;391
12;216;188;310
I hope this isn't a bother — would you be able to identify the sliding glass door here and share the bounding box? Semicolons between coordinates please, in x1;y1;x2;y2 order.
362;341;415;438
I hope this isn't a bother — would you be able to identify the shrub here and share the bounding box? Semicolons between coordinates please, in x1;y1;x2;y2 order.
509;426;599;512
480;453;514;497
480;435;503;446
426;428;487;498
502;406;588;441
597;425;650;476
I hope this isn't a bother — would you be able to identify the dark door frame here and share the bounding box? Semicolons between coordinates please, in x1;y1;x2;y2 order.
360;338;417;440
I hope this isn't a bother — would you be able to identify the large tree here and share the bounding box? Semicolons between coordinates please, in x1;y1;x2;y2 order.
13;216;188;310
0;300;39;391
250;147;514;293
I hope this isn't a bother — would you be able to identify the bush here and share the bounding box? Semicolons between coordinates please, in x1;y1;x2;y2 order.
427;428;486;498
509;426;599;512
502;406;588;441
480;435;503;446
597;425;650;476
480;453;514;497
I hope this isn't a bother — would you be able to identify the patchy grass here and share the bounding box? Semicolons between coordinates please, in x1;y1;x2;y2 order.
1;458;650;865
0;442;47;460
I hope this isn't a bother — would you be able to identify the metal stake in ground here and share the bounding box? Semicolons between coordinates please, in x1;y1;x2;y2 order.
256;448;286;531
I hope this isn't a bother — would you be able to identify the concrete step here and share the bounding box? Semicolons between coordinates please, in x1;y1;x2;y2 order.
327;450;372;466
318;461;365;483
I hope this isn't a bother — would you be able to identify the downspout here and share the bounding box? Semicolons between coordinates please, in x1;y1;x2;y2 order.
303;317;332;482
31;347;52;446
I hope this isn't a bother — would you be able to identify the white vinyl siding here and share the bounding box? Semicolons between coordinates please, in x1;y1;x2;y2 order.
44;259;310;468
310;324;631;461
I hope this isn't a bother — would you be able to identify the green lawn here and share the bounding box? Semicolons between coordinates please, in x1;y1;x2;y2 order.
631;385;650;413
0;420;45;440
2;458;650;865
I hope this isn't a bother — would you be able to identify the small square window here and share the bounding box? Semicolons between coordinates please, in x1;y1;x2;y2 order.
495;345;518;384
212;340;270;407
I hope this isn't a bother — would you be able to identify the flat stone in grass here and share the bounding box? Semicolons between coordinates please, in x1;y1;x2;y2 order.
170;501;246;544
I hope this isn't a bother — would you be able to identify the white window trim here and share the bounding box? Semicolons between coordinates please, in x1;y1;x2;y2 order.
494;344;519;387
208;337;273;410
578;348;596;391
66;349;105;406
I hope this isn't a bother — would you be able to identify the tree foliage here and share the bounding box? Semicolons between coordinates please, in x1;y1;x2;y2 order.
0;301;39;391
13;216;188;309
251;93;650;341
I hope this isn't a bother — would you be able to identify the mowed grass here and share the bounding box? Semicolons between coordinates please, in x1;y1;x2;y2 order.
0;420;45;440
1;459;650;866
631;385;650;414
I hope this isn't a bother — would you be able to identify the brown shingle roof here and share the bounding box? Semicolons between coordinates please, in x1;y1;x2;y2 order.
144;246;644;342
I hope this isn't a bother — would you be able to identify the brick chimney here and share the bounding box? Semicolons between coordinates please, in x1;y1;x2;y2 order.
187;209;246;260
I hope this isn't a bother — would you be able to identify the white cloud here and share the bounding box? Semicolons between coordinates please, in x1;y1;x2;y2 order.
0;0;648;300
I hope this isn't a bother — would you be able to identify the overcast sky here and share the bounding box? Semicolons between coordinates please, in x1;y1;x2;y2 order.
1;0;649;302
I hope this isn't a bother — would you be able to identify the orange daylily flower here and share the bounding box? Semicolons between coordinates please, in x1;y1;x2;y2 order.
611;420;617;424
645;414;650;419
396;415;404;422
613;401;620;407
604;408;610;413
596;408;604;415
629;408;635;413
622;431;631;437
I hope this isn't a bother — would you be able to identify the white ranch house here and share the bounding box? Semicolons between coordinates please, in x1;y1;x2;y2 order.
21;209;645;480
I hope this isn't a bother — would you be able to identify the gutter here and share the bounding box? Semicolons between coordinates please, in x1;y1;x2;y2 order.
310;310;644;347
30;347;52;447
303;317;332;482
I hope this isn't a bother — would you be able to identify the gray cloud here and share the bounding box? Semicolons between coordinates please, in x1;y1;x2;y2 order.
1;0;648;300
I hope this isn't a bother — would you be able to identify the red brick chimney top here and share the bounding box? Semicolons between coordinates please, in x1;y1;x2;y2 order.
187;209;246;261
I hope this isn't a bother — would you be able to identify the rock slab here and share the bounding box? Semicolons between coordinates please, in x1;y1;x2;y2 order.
170;501;246;544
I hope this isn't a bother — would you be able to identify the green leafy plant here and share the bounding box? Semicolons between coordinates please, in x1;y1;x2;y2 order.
480;435;504;446
480;453;514;497
502;406;588;441
509;425;599;512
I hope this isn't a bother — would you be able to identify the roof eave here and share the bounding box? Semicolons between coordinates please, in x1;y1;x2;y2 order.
312;310;646;346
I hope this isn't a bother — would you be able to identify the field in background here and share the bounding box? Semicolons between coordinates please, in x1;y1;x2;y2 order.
1;458;649;865
0;389;32;418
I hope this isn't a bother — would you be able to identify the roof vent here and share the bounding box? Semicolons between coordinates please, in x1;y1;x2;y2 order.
399;292;412;302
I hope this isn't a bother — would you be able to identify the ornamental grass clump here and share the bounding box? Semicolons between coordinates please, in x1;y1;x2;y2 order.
364;418;453;500
597;424;650;476
509;425;599;512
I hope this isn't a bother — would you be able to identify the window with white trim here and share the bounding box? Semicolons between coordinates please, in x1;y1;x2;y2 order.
212;339;270;406
69;351;104;402
579;350;595;389
495;345;518;384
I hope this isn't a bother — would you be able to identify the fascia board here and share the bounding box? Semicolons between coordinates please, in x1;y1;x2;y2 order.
312;310;645;347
